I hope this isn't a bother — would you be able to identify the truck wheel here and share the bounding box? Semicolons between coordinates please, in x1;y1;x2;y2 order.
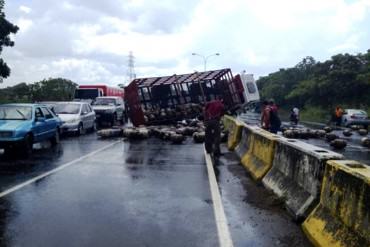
51;129;60;146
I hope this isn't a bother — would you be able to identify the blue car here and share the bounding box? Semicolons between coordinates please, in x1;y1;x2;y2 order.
0;103;62;156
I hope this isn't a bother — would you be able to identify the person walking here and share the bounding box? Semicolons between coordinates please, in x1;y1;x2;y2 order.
335;106;344;126
204;98;225;156
290;107;299;125
261;100;271;131
268;100;281;134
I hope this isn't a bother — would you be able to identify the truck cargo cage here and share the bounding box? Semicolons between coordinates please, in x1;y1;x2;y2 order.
125;68;245;126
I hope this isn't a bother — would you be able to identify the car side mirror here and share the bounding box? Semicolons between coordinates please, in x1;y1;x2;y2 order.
81;111;88;115
36;117;46;122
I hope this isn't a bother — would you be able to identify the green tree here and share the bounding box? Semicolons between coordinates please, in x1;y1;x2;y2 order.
258;50;370;119
0;0;19;81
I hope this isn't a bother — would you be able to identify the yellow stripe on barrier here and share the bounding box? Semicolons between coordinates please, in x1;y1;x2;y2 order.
302;160;370;247
223;115;243;151
240;130;279;181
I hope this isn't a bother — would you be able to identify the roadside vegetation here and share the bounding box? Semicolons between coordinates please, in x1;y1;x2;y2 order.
0;78;77;103
257;50;370;122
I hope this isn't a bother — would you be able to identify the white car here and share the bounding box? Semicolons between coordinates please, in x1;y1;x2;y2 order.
53;102;96;135
92;96;125;127
342;109;370;128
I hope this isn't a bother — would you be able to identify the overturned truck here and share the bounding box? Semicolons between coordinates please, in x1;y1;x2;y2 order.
124;68;246;126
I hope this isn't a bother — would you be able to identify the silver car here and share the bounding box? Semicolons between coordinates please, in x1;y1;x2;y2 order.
53;102;96;135
342;109;370;128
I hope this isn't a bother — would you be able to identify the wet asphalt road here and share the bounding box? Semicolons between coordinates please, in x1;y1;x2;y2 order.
0;133;312;246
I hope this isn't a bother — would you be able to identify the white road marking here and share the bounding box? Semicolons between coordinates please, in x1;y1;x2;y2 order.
0;141;121;198
204;147;234;247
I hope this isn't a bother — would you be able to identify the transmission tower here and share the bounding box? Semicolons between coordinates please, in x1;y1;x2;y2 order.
127;51;136;84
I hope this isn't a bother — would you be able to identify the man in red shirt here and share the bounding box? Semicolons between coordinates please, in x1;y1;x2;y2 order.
261;100;271;130
204;98;225;156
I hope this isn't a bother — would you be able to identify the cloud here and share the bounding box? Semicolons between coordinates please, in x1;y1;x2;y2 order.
2;0;370;88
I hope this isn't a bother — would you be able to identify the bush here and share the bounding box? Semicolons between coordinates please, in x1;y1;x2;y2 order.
299;106;330;123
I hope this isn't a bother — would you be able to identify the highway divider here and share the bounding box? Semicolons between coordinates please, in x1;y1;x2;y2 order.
241;129;280;181
302;160;370;247
216;117;369;246
234;124;257;159
262;139;343;221
222;115;243;151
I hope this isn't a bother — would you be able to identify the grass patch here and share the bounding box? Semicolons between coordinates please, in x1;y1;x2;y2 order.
299;106;330;123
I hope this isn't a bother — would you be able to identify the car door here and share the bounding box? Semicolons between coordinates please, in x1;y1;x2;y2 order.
86;104;96;128
33;107;47;142
116;98;124;120
81;104;92;129
41;107;58;139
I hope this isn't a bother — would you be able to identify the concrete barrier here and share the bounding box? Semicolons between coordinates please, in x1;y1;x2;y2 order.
223;116;243;151
302;160;370;247
234;124;257;159
241;130;280;181
262;139;343;221
222;115;234;132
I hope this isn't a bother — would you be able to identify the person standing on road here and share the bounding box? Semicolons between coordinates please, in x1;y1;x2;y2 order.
335;106;344;126
268;100;281;134
204;97;225;156
261;100;271;131
290;107;299;125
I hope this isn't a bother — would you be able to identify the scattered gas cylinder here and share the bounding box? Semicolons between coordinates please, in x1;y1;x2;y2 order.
358;129;368;136
330;139;347;149
342;129;352;137
315;130;326;138
97;128;123;138
361;137;370;148
326;133;338;142
193;132;205;143
170;133;185;144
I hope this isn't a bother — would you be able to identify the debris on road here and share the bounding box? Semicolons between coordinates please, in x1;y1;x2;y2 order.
342;129;353;137
361;137;370;148
330;139;347;149
97;128;123;138
358;128;368;136
326;133;338;142
193;132;205;143
323;126;332;133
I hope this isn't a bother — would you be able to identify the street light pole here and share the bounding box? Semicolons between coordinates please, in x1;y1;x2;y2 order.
191;52;220;71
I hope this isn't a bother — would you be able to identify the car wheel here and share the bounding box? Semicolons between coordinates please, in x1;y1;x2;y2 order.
77;123;84;136
4;147;15;156
111;114;117;127
21;134;33;157
91;121;97;132
51;129;60;145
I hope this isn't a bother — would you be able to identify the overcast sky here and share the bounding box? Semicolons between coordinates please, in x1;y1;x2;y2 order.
2;0;370;87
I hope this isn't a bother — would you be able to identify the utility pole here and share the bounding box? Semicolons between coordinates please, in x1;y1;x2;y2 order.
127;51;136;84
191;53;220;71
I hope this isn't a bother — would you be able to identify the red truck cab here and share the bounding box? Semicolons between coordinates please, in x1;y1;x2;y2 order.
74;85;124;101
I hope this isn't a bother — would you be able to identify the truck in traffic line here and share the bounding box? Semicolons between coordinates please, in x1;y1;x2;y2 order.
74;85;124;102
74;85;126;127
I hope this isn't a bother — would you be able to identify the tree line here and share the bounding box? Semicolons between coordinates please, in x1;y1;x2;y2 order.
0;78;77;104
257;50;370;120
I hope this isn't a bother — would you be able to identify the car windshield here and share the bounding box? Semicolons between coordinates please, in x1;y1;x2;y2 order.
0;106;32;120
93;98;116;106
54;103;81;114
